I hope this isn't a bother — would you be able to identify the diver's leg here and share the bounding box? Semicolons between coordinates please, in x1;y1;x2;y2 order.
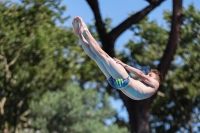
76;16;129;79
72;19;111;79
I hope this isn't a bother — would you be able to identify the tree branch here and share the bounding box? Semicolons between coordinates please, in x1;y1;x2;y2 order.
86;0;107;36
0;96;7;115
8;48;22;67
146;0;166;5
158;0;183;77
109;0;165;41
149;0;183;109
0;55;4;59
1;46;22;82
86;0;165;57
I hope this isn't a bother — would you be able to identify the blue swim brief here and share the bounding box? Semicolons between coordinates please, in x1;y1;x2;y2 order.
107;76;130;89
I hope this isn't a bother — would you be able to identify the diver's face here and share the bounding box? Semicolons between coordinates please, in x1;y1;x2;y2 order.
147;72;157;80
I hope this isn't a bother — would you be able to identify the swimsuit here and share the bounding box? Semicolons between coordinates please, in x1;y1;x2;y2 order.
108;77;155;100
107;76;130;89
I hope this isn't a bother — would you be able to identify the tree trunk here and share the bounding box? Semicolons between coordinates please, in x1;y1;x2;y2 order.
86;0;183;132
86;0;165;57
122;1;183;132
119;92;152;133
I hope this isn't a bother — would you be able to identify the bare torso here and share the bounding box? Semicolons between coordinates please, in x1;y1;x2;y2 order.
120;78;158;100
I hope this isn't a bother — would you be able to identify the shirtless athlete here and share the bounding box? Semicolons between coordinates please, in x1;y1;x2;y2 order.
72;16;163;100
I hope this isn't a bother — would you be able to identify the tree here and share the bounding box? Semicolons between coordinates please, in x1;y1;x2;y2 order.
118;4;200;132
0;0;81;132
1;0;199;132
27;83;128;133
150;5;200;132
80;0;199;132
0;0;127;132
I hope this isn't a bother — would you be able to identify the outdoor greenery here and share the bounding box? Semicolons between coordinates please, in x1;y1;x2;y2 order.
0;0;199;133
119;5;200;132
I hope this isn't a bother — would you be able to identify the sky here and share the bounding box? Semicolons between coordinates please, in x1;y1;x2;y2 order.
62;0;200;122
63;0;200;49
11;0;200;124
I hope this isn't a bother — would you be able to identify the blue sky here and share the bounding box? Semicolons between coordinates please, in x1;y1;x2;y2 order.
63;0;200;49
62;0;200;122
11;0;200;124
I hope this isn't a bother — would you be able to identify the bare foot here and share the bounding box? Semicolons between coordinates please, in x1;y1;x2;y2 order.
72;16;89;36
72;18;80;35
76;16;89;34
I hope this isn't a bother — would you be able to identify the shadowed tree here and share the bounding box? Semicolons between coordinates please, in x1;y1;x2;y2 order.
2;0;199;132
0;0;81;132
84;0;183;132
0;0;131;132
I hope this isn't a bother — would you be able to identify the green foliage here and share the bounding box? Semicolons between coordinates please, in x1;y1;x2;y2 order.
119;4;200;133
0;0;81;132
1;0;200;132
0;0;127;132
28;83;127;133
150;5;200;133
120;17;167;73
